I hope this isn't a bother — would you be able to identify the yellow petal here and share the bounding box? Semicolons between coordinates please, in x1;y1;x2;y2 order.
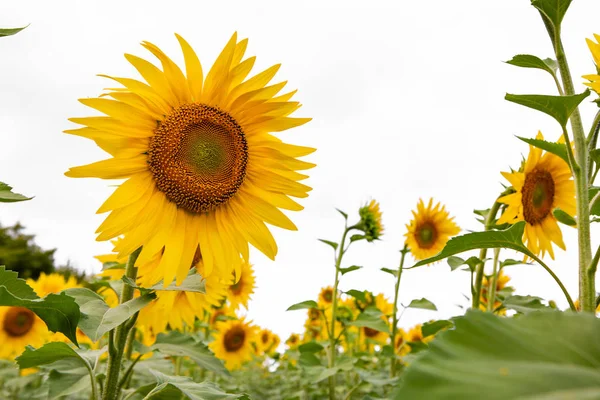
175;33;203;102
65;156;148;179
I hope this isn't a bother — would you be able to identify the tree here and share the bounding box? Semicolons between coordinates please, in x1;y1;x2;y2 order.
0;222;56;279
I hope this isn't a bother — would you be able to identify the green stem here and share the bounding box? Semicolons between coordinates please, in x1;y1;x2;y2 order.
328;226;352;400
588;110;600;183
103;247;142;400
473;200;502;309
84;358;100;400
531;254;576;311
487;249;501;312
390;246;408;377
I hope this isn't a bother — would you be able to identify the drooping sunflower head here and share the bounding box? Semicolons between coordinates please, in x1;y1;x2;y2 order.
0;307;50;360
227;261;255;310
317;286;335;309
65;33;315;287
285;333;301;350
405;198;460;261
27;273;80;297
358;200;384;242
210;317;257;370
498;132;575;259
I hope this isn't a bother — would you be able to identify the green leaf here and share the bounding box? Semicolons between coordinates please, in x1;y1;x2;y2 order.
505;91;590;128
0;182;32;202
0;266;38;299
590;186;600;217
286;300;318;311
149;272;206;293
298;342;324;354
553;208;577;226
47;371;90;400
0;26;28;37
412;222;534;268
505;54;558;76
532;0;572;31
407;298;437;311
517;136;569;164
142;369;245;399
502;295;548;313
318;239;338;250
394;310;600;399
299;352;322;368
350;234;366;242
447;256;482;272
500;259;528;268
380;267;398;277
345;290;367;303
421;320;452;337
336;208;348;220
340;265;362;275
349;307;389;333
16;342;90;369
152;331;229;376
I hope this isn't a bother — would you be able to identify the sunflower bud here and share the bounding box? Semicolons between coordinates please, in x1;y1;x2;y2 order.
356;200;384;242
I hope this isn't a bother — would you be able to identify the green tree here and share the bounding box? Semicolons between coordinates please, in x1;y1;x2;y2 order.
0;222;56;279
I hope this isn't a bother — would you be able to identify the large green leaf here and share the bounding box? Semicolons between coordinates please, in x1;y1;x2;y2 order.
394;310;600;399
412;222;533;268
0;26;28;37
0;182;31;202
47;371;90;400
532;0;572;31
502;295;549;313
16;342;104;369
62;288;109;342
505;54;558;76
348;306;389;333
0;267;80;344
152;331;229;376
140;370;246;400
505;91;589;128
517;136;568;164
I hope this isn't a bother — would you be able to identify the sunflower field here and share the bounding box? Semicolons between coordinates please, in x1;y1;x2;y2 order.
3;0;600;399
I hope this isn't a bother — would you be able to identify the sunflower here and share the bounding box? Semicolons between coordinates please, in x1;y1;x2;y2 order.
285;333;301;350
394;328;410;357
374;293;393;321
317;286;335;309
405;198;460;261
358;200;384;241
227;261;255;310
137;290;202;334
360;326;388;351
27;273;80;297
304;307;323;328
583;34;600;92
209;304;237;327
498;132;576;259
65;33;315;287
255;328;279;356
210;317;257;370
406;324;434;351
0;307;50;359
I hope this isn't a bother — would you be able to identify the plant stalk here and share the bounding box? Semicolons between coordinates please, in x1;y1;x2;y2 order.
487;249;501;312
390;246;408;377
473;201;502;309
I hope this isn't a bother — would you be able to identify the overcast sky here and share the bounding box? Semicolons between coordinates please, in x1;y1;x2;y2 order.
2;1;600;341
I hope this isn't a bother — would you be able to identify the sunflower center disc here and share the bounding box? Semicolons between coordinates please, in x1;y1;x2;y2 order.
364;327;379;338
261;333;269;344
323;289;333;302
230;279;243;295
3;307;34;337
224;326;246;352
522;168;555;225
416;222;437;249
149;104;248;214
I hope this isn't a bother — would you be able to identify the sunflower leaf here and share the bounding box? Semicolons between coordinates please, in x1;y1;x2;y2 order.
348;307;389;333
516;136;569;164
286;300;318;311
0;181;32;203
407;298;438;311
502;295;549;314
505;54;558;76
532;0;572;31
298;342;324;354
0;26;28;37
318;239;338;250
152;331;229;376
16;342;92;370
336;208;348;220
410;222;534;268
149;272;206;293
340;265;362;275
61;288;109;342
422;320;453;337
393;310;600;399
553;208;577;226
47;371;91;400
505;91;590;128
381;267;399;277
590;186;600;217
447;256;482;272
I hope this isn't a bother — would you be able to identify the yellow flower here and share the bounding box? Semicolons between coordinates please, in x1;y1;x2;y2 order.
285;333;301;350
358;200;384;241
498;132;575;259
394;329;410;356
317;286;335;309
27;273;80;297
360;326;388;350
209;304;236;327
255;328;279;355
227;261;255;310
137;290;202;334
210;318;257;370
65;33;315;286
304;307;323;328
405;198;460;261
0;307;50;359
374;293;393;321
583;34;600;90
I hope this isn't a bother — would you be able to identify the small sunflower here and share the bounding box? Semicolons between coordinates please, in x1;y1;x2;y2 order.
209;304;236;327
358;200;384;241
317;286;335;309
374;293;393;321
406;324;433;347
285;333;301;350
405;198;460;261
304;307;323;328
0;307;50;359
210;318;257;370
255;328;279;356
498;132;576;259
65;33;314;287
583;34;600;92
360;326;388;350
394;328;410;356
27;273;80;297
227;261;255;310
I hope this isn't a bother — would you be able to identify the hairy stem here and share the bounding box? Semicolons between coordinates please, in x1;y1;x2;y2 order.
390;246;408;377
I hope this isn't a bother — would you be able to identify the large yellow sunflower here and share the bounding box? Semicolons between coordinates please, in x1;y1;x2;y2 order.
0;307;50;359
65;33;315;286
405;198;460;261
227;261;255;310
27;273;80;297
498;132;576;259
210;317;257;370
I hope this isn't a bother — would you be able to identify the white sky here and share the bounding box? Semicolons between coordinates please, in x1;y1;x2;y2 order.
2;1;600;341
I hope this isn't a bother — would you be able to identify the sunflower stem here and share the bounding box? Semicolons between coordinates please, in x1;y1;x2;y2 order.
487;249;501;312
328;225;352;400
103;247;142;400
472;200;502;309
586;110;600;182
390;245;408;377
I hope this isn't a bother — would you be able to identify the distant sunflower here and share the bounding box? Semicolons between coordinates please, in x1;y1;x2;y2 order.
394;329;410;356
255;328;279;355
498;132;575;259
406;324;433;347
27;273;80;297
480;270;511;314
210;318;257;370
0;307;49;359
317;286;335;309
358;200;384;241
285;333;301;350
360;326;388;350
405;198;460;261
374;293;393;321
583;34;600;92
65;33;315;286
209;304;236;327
227;261;255;310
